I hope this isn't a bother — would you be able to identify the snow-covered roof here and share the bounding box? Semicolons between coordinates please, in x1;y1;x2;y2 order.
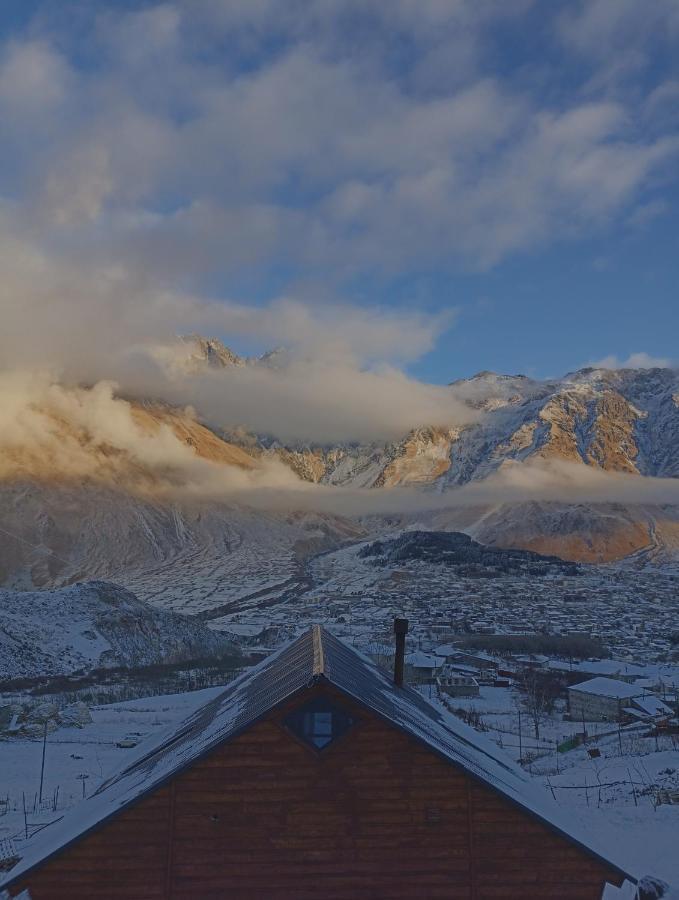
549;658;679;684
405;651;443;668
569;677;647;700
433;643;460;657
632;695;673;718
2;626;636;889
445;663;480;675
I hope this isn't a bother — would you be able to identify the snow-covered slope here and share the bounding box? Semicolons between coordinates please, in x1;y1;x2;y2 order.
0;482;364;612
0;581;233;679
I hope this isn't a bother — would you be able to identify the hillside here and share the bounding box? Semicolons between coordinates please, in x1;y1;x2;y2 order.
0;481;364;615
0;581;234;679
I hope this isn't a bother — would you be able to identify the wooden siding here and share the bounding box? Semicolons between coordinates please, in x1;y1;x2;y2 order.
13;685;623;899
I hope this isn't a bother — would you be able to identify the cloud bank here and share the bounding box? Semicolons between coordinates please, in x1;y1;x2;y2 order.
1;0;677;281
3;371;679;520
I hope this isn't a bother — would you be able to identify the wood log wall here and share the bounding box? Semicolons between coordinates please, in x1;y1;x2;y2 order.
12;685;624;899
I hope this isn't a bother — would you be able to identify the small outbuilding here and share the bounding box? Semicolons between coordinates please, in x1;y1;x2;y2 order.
437;668;480;698
404;650;443;684
2;626;635;899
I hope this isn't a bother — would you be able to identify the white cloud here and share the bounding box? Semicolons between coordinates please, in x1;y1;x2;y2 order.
0;213;472;443
0;40;71;112
589;352;673;370
0;0;675;455
0;1;675;280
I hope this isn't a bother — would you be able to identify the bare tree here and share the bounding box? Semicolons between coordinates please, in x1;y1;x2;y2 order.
518;670;559;740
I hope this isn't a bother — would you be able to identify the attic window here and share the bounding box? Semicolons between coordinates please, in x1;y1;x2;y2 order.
284;697;354;751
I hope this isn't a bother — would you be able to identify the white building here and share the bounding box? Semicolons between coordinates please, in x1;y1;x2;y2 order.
568;677;649;722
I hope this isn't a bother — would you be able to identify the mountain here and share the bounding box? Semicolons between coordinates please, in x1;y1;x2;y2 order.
1;345;678;584
0;581;234;679
181;335;289;371
233;363;679;564
252;366;679;488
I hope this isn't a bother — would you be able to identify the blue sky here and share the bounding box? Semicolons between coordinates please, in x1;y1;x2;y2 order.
1;0;678;387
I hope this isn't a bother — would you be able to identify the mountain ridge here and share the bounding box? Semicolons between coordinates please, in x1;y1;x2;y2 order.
1;341;678;572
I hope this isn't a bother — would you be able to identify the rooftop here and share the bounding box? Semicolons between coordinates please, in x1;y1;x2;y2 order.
569;677;648;700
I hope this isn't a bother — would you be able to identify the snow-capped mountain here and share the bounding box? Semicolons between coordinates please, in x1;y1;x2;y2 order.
255;365;679;488
1;340;678;581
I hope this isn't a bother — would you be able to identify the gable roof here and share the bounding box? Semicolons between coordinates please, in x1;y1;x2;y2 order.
569;677;648;700
631;695;673;718
2;625;636;888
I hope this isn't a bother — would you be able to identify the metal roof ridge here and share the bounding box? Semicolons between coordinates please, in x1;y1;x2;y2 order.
312;623;325;676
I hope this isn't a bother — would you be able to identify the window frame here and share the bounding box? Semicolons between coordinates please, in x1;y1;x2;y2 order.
281;693;357;754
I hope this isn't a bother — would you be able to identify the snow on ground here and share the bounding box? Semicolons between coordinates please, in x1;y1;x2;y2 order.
0;687;221;852
446;685;679;884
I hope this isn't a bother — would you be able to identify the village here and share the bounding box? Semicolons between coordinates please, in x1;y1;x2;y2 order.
212;538;679;665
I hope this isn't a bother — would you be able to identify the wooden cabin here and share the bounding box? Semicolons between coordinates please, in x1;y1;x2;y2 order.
2;626;636;899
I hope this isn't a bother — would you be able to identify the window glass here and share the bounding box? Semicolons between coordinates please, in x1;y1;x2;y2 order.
285;698;354;751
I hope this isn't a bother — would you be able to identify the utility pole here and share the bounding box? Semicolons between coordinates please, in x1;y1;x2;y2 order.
518;708;523;763
38;720;48;805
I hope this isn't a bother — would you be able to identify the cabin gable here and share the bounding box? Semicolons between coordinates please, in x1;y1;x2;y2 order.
10;683;624;900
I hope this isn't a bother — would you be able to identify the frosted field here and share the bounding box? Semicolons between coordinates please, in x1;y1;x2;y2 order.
443;686;679;884
0;688;220;854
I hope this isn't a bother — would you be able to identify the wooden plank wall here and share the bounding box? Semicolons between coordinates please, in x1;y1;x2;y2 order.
13;684;624;899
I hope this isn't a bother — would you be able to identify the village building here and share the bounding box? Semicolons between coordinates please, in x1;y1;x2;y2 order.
436;668;480;698
1;626;637;899
404;650;443;684
568;677;652;722
549;659;650;685
446;649;499;674
622;695;674;723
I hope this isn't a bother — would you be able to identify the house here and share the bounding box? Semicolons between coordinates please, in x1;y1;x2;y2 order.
404;650;443;684
2;626;635;899
515;654;550;670
436;668;480;698
449;649;499;672
568;677;650;722
548;659;648;685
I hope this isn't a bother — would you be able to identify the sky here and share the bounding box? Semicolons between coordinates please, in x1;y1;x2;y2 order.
0;0;678;388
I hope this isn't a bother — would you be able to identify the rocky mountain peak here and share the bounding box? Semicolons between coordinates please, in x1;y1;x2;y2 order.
182;334;245;368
